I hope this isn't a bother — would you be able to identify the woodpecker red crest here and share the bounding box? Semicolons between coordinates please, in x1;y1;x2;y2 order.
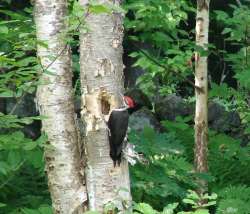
124;96;135;108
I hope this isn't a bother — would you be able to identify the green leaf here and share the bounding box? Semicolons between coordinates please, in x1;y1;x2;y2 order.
209;83;231;99
162;203;178;214
204;193;217;200
193;210;209;214
214;10;229;21
134;203;157;214
23;141;38;151
16;57;37;67
19;117;34;125
182;199;196;205
43;69;58;76
26;149;44;168
235;70;250;89
244;126;250;134
21;208;40;214
204;201;216;207
0;25;8;34
38;205;53;214
129;52;139;58
221;28;232;35
0;203;6;208
89;4;111;14
0;90;15;97
0;161;9;175
7;150;22;168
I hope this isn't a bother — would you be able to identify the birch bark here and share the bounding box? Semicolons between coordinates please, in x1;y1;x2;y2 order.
79;0;131;212
34;1;87;213
194;0;210;194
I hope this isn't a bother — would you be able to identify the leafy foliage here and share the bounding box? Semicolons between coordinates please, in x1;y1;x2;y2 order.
124;0;195;96
0;3;50;214
209;133;250;189
213;4;250;134
0;0;250;213
83;191;216;214
129;127;197;210
163;116;250;187
216;186;250;214
0;7;39;98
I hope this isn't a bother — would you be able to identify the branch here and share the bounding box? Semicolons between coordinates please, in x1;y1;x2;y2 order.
236;0;242;6
10;46;68;114
133;44;203;92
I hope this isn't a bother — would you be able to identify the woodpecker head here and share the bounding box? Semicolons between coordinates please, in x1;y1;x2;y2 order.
124;96;135;109
125;88;152;113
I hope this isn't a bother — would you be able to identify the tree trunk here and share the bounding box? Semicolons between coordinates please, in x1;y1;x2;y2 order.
194;0;210;194
34;1;87;213
79;0;131;212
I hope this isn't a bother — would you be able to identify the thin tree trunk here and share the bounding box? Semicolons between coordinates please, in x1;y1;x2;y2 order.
194;0;210;194
79;0;131;212
34;1;87;213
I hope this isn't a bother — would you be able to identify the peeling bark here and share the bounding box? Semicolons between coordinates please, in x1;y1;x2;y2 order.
79;0;131;212
194;0;210;194
34;1;87;213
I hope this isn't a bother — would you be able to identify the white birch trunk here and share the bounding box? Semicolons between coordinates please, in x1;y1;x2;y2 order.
79;0;131;212
194;0;210;194
34;1;87;213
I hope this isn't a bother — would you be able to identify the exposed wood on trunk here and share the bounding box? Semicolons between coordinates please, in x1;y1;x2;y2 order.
79;0;131;212
34;0;87;213
194;0;210;195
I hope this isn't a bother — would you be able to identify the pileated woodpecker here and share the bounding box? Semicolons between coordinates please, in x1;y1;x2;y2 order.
108;96;135;166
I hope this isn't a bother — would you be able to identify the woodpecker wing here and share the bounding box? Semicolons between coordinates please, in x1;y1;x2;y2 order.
108;109;129;165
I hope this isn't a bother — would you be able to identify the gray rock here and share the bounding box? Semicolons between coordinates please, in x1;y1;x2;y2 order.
154;95;242;135
208;102;241;133
5;94;40;139
208;102;225;122
129;107;162;132
155;94;191;121
6;94;38;116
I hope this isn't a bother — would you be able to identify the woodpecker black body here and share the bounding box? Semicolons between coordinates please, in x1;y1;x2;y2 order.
108;109;129;166
108;91;152;166
108;96;135;166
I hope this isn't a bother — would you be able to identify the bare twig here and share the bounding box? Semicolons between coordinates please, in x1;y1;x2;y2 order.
9;46;68;115
219;40;228;85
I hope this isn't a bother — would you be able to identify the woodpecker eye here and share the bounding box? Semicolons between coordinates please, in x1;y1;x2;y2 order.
124;96;135;108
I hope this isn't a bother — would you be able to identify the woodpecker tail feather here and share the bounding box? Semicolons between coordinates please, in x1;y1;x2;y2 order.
110;149;121;167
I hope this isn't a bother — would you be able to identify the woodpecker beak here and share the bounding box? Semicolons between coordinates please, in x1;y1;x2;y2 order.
122;96;129;108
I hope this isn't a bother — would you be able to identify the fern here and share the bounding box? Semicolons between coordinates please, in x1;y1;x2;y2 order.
209;133;250;188
218;185;250;201
217;199;250;214
129;127;196;210
216;185;250;214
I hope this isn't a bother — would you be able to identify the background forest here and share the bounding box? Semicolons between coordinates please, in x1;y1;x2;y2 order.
0;0;250;213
